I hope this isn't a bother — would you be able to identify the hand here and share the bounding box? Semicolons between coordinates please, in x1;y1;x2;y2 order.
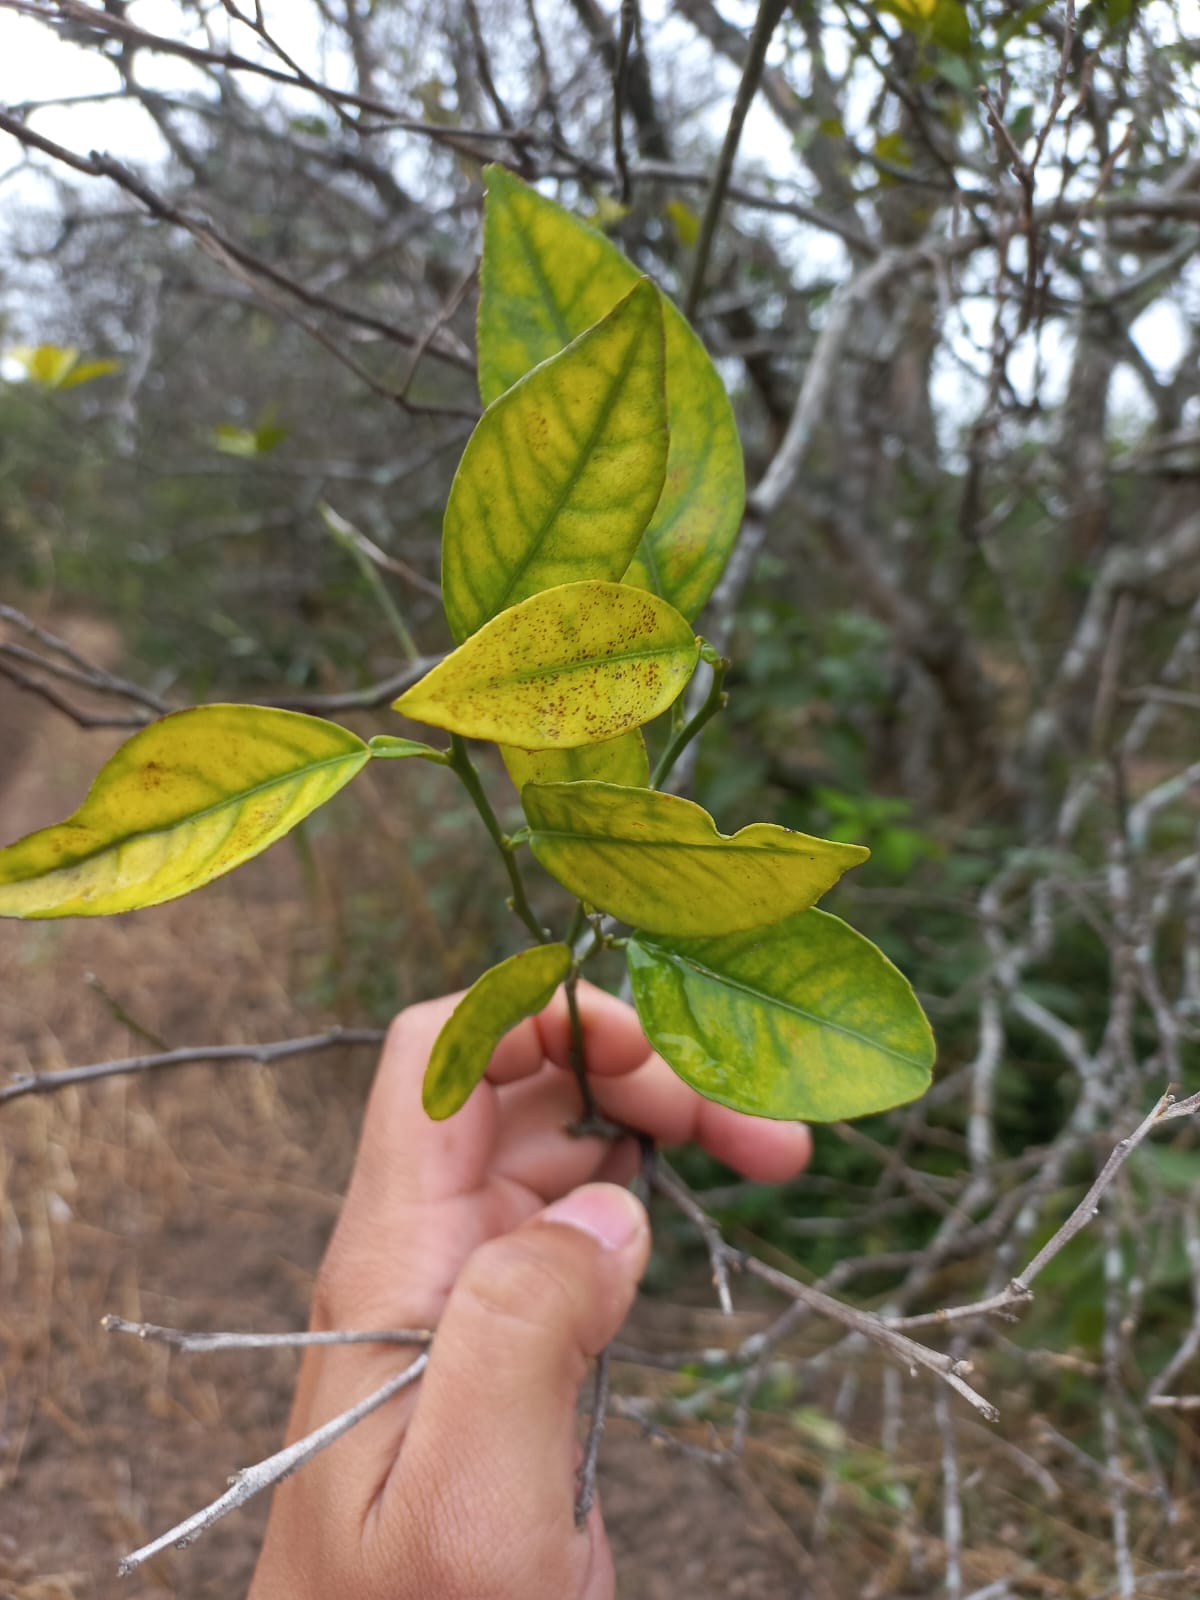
250;980;810;1600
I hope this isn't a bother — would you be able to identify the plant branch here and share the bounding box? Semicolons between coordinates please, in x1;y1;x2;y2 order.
0;1028;385;1106
888;1089;1200;1332
652;654;729;792
446;735;548;943
575;1345;611;1525
102;1316;432;1353
118;1351;429;1573
683;0;788;321
610;0;636;204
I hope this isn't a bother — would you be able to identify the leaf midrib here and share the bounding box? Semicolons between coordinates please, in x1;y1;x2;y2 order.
528;817;834;858
492;639;694;689
490;308;661;619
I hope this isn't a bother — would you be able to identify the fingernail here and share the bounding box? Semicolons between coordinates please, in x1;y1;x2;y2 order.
541;1184;647;1251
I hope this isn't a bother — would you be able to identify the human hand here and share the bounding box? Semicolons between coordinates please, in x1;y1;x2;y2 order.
249;980;810;1600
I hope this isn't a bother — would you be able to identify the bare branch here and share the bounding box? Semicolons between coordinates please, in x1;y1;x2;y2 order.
1;1028;386;1106
118;1351;429;1573
101;1315;431;1353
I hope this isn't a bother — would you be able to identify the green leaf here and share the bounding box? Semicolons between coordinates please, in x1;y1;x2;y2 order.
0;706;369;919
479;166;745;622
627;910;935;1121
523;783;869;935
502;730;649;792
394;581;698;749
423;943;573;1118
368;735;449;763
443;280;668;643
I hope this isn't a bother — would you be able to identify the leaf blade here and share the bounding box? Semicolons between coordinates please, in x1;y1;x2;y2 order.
394;581;698;749
423;943;573;1118
627;910;935;1121
0;706;368;918
443;280;668;643
523;782;868;935
479;166;745;622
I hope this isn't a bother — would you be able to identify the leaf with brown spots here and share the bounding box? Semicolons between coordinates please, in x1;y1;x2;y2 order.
393;581;698;749
0;706;369;918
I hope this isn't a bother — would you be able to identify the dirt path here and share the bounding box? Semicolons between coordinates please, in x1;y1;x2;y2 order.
0;636;809;1599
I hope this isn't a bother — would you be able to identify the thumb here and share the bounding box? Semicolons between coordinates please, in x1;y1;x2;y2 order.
388;1184;650;1593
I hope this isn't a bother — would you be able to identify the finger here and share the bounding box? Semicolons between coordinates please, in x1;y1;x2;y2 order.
351;995;548;1213
535;979;654;1078
387;1185;650;1594
590;1051;812;1182
532;981;810;1180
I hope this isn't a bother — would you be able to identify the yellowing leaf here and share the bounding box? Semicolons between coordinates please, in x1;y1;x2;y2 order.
7;344;73;387
627;910;935;1121
213;424;261;457
479;166;745;622
58;357;122;389
523;782;869;935
502;730;649;793
443;280;668;643
394;581;698;749
423;943;573;1118
0;706;369;919
665;198;700;247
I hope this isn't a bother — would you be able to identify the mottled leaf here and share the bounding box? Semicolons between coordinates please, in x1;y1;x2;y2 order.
479;166;744;621
523;782;868;935
443;280;667;643
0;706;368;919
627;910;935;1120
423;943;573;1118
393;581;698;749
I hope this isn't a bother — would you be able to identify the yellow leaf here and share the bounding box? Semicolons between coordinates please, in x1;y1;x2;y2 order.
394;581;698;749
7;344;80;388
0;706;369;918
423;943;573;1118
523;782;870;935
442;280;667;643
665;198;701;247
502;730;649;792
58;357;122;389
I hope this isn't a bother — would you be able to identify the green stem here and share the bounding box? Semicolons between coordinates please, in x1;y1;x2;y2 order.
321;502;420;664
564;967;598;1122
447;734;548;943
651;655;729;790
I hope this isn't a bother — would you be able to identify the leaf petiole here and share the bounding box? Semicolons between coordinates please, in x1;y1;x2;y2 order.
446;734;548;943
